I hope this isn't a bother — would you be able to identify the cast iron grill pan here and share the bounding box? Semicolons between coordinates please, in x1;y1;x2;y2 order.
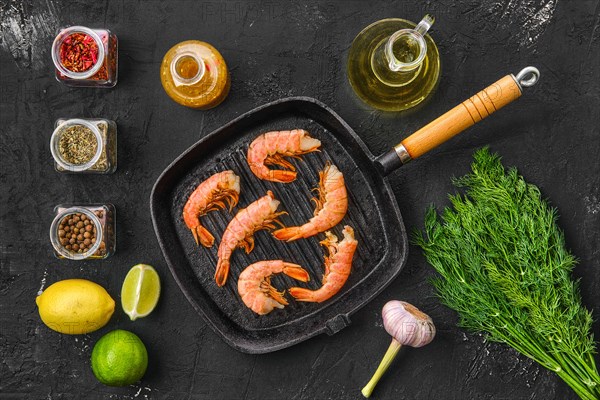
152;98;405;353
151;69;537;353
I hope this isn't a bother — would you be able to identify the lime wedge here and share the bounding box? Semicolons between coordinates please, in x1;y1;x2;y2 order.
121;264;160;321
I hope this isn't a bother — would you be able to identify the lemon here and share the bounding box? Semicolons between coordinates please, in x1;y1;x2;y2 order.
91;329;148;386
36;279;115;335
121;264;161;321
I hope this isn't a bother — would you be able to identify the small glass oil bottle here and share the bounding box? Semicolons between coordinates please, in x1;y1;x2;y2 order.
160;40;230;109
347;15;441;112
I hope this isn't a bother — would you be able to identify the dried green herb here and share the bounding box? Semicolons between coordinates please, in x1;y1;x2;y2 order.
414;148;600;399
91;122;109;171
58;125;98;165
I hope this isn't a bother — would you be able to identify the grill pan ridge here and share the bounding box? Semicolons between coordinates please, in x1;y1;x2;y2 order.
151;97;407;353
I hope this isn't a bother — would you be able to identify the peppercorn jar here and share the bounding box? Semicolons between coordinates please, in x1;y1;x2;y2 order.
51;118;117;174
51;26;118;88
50;204;116;260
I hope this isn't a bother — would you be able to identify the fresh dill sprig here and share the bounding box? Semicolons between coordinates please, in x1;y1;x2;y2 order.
414;147;600;399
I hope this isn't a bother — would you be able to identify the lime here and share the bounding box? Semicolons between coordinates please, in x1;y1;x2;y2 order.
36;279;115;335
121;264;161;321
91;329;148;386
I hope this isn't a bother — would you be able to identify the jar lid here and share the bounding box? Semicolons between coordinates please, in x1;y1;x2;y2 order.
51;26;106;79
50;119;103;172
49;207;104;260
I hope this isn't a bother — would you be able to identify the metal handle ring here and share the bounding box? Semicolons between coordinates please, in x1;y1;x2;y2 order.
515;66;540;88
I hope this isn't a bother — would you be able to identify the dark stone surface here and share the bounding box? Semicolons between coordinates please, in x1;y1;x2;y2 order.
1;0;598;399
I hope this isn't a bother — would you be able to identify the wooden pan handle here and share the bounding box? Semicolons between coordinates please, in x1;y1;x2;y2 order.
375;67;540;175
400;74;521;159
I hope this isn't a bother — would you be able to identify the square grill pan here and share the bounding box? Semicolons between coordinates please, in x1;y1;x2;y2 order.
150;97;407;353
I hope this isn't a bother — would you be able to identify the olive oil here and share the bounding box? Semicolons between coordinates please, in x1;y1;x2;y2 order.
348;16;440;112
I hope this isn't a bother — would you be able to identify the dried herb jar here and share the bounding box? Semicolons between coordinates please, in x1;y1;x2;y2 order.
50;204;116;260
51;118;117;174
51;26;118;88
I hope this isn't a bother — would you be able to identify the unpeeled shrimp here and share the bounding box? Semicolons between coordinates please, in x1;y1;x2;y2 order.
247;129;321;183
273;163;347;241
182;170;240;247
238;260;310;315
214;190;285;286
289;225;357;303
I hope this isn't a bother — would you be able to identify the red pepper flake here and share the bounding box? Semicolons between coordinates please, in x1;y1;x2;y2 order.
59;33;99;73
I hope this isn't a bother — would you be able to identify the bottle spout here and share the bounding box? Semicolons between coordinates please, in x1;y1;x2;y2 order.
414;14;435;36
386;15;434;73
171;52;206;86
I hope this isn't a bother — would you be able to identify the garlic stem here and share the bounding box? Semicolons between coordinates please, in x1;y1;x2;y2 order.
361;339;402;398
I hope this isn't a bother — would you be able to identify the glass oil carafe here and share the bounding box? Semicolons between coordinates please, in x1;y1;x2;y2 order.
347;15;440;112
160;40;230;110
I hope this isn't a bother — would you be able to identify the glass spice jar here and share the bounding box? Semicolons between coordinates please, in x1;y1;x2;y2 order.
50;204;116;260
51;118;117;174
51;26;118;88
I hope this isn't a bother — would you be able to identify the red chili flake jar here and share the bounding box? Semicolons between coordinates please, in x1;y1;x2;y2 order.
51;26;118;88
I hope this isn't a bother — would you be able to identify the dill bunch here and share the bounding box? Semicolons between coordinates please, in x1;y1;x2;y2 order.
414;148;600;399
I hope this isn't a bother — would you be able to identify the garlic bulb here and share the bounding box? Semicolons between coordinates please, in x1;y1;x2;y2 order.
361;300;436;398
382;300;436;347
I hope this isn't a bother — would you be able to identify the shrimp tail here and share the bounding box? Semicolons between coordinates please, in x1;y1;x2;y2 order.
272;227;303;241
192;224;215;248
282;263;310;282
215;258;230;287
288;287;321;303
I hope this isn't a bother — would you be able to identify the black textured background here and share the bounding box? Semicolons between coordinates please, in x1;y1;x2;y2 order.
1;1;599;399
